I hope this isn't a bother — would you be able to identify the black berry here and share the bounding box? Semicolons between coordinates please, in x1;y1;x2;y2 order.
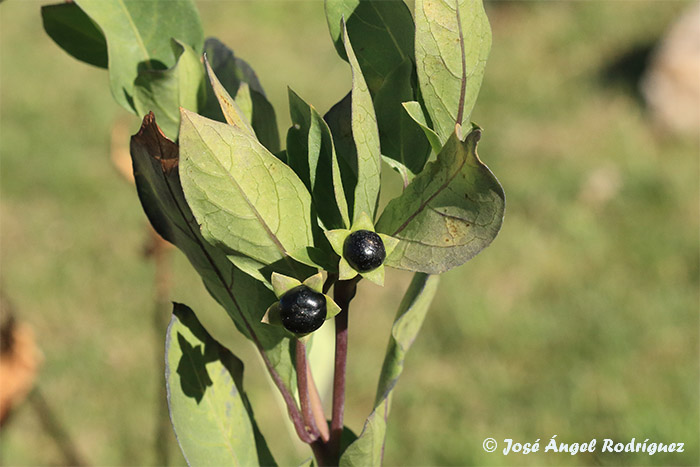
343;230;386;273
279;285;327;334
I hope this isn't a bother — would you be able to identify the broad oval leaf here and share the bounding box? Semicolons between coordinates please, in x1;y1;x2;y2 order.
340;274;439;466
74;0;204;111
133;40;205;141
325;0;415;95
287;88;350;230
178;109;315;271
130;113;297;401
342;23;382;224
166;303;277;467
376;128;504;274
414;0;492;142
41;2;108;68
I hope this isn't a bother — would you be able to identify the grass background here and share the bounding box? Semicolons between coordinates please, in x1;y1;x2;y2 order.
1;0;698;465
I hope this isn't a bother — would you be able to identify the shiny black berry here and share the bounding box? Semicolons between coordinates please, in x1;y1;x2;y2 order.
279;285;327;334
343;230;386;273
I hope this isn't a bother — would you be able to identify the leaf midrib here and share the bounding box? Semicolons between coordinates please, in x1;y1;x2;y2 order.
368;2;408;62
391;144;468;236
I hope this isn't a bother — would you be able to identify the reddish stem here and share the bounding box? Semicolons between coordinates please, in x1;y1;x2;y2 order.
296;339;320;439
328;278;358;463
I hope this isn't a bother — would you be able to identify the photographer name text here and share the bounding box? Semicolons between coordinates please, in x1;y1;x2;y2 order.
482;435;685;456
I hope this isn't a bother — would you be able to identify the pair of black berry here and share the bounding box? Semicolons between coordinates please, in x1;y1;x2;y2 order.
279;230;386;334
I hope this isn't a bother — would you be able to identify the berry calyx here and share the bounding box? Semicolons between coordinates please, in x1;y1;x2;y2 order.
343;230;386;273
279;285;327;334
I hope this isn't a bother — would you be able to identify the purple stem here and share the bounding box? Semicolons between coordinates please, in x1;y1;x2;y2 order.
296;339;320;439
328;278;358;463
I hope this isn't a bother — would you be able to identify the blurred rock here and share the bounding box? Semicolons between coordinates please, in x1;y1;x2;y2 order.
641;2;700;136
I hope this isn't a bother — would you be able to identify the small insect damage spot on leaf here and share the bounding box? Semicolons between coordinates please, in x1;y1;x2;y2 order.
444;215;469;244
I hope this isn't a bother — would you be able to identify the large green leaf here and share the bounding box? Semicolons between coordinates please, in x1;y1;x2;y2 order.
178;109;315;275
325;0;415;95
202;38;280;153
133;40;205;141
340;273;439;466
287;88;350;230
41;2;108;68
129;112;297;401
74;0;204;111
374;60;431;186
166;303;276;467
376;128;504;274
341;23;382;223
414;0;491;142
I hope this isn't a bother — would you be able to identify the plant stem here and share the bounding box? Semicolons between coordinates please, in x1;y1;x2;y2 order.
328;277;358;463
295;339;319;439
307;364;330;442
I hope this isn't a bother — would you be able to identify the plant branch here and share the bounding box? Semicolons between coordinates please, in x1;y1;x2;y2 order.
307;363;330;442
295;339;319;439
328;277;359;463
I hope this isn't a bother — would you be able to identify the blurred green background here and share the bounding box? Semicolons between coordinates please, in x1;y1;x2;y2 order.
1;0;698;466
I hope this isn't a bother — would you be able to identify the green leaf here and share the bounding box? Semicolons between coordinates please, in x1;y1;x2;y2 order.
340;274;439;466
202;38;280;153
376;128;505;274
132;40;204;141
130;113;297;403
341;23;382;224
178;109;315;275
414;0;492;142
204;56;255;135
323;92;357;211
41;3;108;68
235;82;254;123
287;88;350;230
325;0;415;96
166;303;277;467
374;60;431;186
74;0;204;112
402;101;442;154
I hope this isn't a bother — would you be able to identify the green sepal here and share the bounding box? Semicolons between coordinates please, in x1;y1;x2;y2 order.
338;257;357;281
261;302;282;326
351;211;375;232
326;229;352;258
378;233;399;259
271;272;302;298
302;272;325;294
360;265;384;286
325;295;342;320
